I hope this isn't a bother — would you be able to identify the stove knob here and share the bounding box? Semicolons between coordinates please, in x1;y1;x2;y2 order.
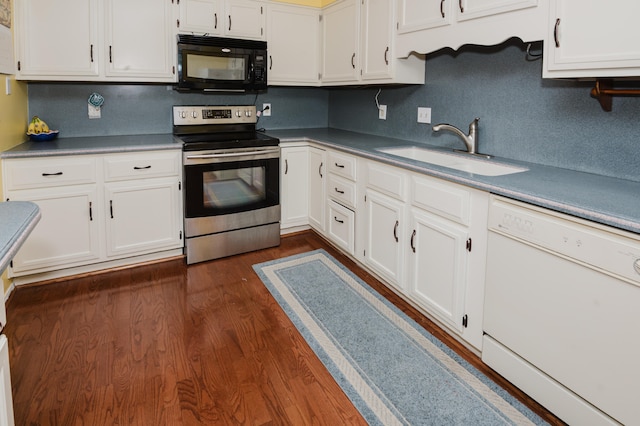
191;111;198;119
245;110;252;117
235;110;242;118
180;111;187;119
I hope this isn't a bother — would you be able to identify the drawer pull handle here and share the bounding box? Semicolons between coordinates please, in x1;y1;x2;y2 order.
110;200;114;219
334;162;345;168
393;220;399;242
334;187;345;194
42;172;63;176
334;216;344;224
440;0;445;18
133;165;151;170
554;18;561;48
411;229;416;253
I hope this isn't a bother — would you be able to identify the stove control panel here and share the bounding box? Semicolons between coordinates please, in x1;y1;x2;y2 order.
173;105;257;126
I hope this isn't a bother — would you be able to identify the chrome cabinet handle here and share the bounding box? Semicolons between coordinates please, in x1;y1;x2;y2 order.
459;0;464;13
554;18;561;48
334;216;344;224
284;159;288;174
411;230;416;253
393;220;399;242
440;0;445;18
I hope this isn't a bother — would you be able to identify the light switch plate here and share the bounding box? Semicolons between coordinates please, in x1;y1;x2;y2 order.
417;107;431;124
378;105;387;120
88;104;101;119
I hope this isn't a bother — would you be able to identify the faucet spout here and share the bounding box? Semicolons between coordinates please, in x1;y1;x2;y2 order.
432;118;480;155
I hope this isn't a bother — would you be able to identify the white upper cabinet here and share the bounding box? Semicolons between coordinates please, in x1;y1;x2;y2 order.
396;0;545;56
16;0;177;82
14;0;100;78
543;0;640;78
267;3;321;85
178;0;265;40
322;0;425;86
321;0;360;84
105;0;176;80
178;0;223;34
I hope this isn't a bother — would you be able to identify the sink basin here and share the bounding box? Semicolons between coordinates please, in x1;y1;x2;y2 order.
377;146;527;176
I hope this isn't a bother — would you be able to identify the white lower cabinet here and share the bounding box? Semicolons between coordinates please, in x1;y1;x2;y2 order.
308;146;326;232
364;189;405;289
280;144;309;230
0;335;14;426
407;208;469;333
2;150;184;282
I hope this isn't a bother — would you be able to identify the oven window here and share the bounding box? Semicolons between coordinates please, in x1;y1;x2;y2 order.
187;54;245;80
203;166;265;209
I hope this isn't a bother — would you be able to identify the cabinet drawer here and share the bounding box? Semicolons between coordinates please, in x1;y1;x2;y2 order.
366;161;406;201
412;175;470;225
327;151;356;180
328;174;356;209
328;200;355;255
104;151;180;181
3;156;97;190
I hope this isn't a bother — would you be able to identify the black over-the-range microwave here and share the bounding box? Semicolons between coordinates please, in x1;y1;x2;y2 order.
176;35;267;92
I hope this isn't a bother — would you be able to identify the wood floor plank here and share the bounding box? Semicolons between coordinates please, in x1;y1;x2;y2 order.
5;231;563;425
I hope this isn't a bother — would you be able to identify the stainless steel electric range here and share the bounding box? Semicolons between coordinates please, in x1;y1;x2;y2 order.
173;105;280;265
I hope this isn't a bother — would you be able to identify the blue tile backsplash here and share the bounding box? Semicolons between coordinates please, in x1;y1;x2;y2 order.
27;39;640;182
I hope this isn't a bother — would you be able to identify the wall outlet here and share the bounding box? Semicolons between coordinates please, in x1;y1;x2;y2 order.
378;104;387;120
262;103;271;116
417;107;431;124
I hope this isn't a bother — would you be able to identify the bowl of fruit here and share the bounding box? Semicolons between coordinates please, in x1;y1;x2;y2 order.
26;116;59;141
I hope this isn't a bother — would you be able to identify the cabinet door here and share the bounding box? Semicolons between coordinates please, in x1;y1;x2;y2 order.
7;186;101;275
321;0;360;83
225;0;265;40
104;178;183;258
267;4;321;85
15;0;99;78
456;0;537;21
281;146;309;229
397;0;450;33
328;200;355;255
364;190;405;289
408;208;468;332
361;0;394;80
308;146;326;232
178;0;223;34
105;0;176;80
544;0;640;77
0;336;14;426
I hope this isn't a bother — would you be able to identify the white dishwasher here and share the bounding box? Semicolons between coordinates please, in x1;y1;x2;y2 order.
482;195;640;426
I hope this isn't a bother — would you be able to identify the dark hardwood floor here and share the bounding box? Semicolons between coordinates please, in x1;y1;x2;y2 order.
5;231;563;425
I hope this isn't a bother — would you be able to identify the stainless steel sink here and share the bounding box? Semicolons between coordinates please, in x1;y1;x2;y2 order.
377;146;527;176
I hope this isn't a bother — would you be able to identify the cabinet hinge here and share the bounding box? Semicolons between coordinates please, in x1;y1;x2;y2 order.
176;18;180;28
466;238;472;252
462;314;468;328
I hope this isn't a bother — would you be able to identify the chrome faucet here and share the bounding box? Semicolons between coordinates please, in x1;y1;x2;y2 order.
432;118;482;156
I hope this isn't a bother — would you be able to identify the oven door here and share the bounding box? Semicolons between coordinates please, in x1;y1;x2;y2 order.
183;147;280;219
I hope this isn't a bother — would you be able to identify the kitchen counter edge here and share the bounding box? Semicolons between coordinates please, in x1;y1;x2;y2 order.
0;202;41;275
269;128;640;236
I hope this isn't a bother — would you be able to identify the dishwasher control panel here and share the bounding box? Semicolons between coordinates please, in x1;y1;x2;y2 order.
488;195;640;285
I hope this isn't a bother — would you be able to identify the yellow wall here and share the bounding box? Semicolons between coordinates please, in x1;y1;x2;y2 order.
0;76;28;294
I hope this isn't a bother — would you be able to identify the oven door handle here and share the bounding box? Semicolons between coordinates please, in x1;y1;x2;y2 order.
185;148;279;159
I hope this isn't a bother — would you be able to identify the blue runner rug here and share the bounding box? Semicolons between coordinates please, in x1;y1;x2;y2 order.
253;249;547;425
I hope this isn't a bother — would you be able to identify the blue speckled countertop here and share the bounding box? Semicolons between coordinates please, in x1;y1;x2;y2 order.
0;201;40;274
0;133;181;158
266;128;640;235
